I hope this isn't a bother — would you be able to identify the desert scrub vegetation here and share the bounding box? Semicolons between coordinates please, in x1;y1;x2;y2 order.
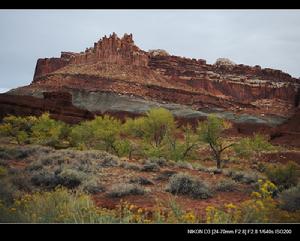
0;113;69;148
129;176;154;185
265;161;299;191
197;115;234;169
0;115;38;144
215;179;238;192
205;179;300;223
166;173;213;199
223;169;263;184
0;147;120;194
233;134;275;161
141;162;160;172
0;187;118;223
119;161;141;171
70;115;121;152
0;145;51;162
107;183;146;198
0;109;277;167
279;184;300;211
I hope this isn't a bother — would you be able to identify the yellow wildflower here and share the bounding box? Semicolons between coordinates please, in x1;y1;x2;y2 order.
251;192;262;199
225;203;237;210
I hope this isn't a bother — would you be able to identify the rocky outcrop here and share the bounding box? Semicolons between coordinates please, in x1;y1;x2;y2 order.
0;92;94;124
6;33;300;131
33;33;148;82
270;108;300;147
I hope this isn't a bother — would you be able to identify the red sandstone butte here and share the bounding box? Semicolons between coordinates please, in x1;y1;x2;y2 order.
1;33;300;145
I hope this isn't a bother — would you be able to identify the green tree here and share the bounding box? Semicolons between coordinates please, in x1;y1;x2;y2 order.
114;139;136;159
31;113;68;147
166;124;198;161
197;115;233;169
70;115;121;153
129;108;176;148
234;134;274;160
0;115;38;144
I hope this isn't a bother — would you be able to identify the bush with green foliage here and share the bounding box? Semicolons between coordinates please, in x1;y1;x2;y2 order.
166;124;198;161
31;113;69;147
166;173;213;199
124;108;175;148
265;161;299;191
279;184;300;211
0;115;38;144
114;139;136;159
234;134;274;159
197;115;233;169
70;115;121;153
0;187;118;223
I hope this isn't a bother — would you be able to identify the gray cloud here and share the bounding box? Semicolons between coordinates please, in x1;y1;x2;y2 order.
1;10;300;89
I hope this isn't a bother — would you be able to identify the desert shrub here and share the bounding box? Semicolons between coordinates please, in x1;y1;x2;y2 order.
175;161;194;170
0;167;21;205
30;171;61;189
0;181;18;205
114;139;136;159
141;143;167;159
216;179;238;192
279;184;300;211
166;173;213;199
225;169;261;184
198;166;222;174
129;177;154;185
0;115;38;144
122;117;146;138
197;115;234;169
0;146;33;160
206;180;278;223
155;170;177;181
32;149;119;174
97;152;119;168
141;162;160;172
146;157;167;167
234;134;274;159
31;113;68;147
265;161;299;191
120;162;141;171
0;187;118;223
165;124;199;161
10;174;32;192
70;115;121;153
57;169;87;189
126;108;176;148
107;183;145;198
26;162;43;172
82;179;105;194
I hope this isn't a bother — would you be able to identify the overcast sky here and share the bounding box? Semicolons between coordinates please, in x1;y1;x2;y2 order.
0;10;300;92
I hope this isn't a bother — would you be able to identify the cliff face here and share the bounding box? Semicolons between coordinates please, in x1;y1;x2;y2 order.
0;92;94;124
5;32;300;124
33;33;149;81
